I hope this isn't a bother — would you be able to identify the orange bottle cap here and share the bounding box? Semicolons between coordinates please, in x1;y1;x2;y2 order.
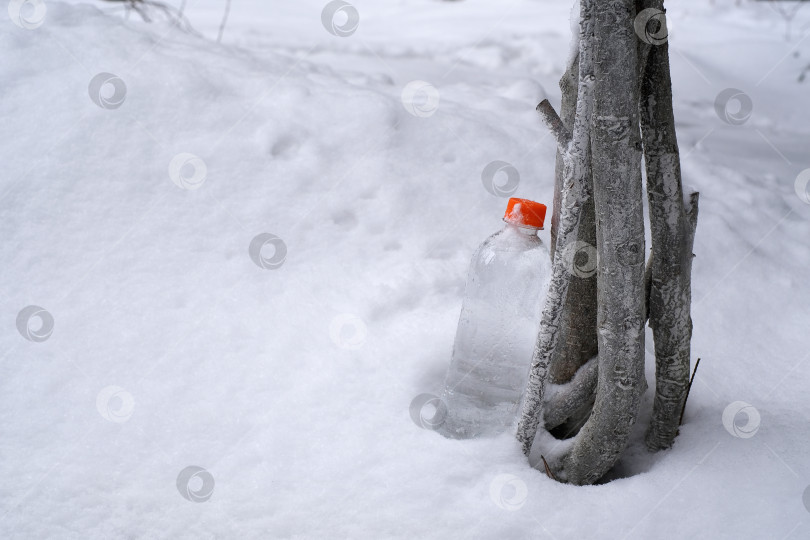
503;198;547;229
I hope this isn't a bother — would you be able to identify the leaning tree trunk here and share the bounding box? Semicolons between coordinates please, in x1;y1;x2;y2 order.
515;0;597;458
638;5;700;450
548;50;599;390
548;54;577;260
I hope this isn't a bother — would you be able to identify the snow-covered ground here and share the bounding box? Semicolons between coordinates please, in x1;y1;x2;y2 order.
1;0;809;538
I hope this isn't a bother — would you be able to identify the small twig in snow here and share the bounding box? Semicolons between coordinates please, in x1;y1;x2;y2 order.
541;456;558;481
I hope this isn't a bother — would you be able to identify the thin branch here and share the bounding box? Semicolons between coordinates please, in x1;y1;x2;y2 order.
678;358;700;426
217;0;232;43
540;456;558;481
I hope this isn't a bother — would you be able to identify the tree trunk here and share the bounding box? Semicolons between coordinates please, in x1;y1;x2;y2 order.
515;0;597;457
639;24;700;451
549;54;577;260
516;0;696;484
548;52;599;387
560;0;647;485
543;356;598;430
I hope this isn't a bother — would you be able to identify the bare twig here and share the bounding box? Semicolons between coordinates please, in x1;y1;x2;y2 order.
540;456;557;481
217;0;232;43
678;358;700;426
100;0;202;36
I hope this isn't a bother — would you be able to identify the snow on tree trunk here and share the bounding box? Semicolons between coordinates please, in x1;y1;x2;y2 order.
639;25;700;451
543;356;598;430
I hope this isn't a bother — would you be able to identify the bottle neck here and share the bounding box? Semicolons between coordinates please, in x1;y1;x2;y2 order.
503;219;541;236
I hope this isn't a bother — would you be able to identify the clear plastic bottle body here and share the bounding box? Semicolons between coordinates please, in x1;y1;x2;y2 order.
440;223;551;439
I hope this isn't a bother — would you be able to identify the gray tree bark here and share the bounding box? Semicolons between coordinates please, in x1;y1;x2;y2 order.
559;0;647;485
639;20;700;451
548;55;576;260
548;51;599;387
515;0;597;457
543;356;598;430
516;0;696;484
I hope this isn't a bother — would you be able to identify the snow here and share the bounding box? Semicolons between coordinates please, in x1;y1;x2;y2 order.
1;0;810;538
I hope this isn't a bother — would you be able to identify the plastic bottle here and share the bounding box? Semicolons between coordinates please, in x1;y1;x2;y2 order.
439;198;551;439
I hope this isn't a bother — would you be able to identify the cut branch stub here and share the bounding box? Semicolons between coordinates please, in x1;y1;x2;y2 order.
537;100;572;154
